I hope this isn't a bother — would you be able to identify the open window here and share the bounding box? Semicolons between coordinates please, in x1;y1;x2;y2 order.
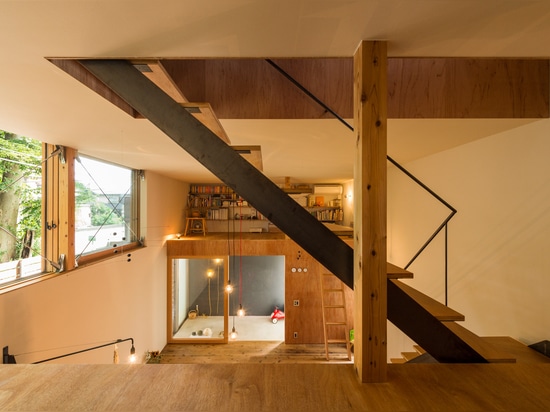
74;155;140;265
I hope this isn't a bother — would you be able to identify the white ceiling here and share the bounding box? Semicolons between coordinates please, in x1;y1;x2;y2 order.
1;1;549;185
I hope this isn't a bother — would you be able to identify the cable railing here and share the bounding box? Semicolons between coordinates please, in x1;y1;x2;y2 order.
266;59;458;305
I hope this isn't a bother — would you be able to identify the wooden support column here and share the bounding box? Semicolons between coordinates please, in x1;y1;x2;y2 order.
353;41;387;383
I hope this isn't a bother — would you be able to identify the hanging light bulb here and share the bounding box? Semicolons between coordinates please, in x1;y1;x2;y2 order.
129;343;136;363
237;304;245;317
230;326;238;340
206;269;214;278
225;280;233;293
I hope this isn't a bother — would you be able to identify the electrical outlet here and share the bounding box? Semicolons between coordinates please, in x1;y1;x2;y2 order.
293;332;298;338
293;300;300;306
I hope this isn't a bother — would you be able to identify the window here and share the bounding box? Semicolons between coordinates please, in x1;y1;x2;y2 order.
74;155;140;264
0;130;42;284
1;140;142;290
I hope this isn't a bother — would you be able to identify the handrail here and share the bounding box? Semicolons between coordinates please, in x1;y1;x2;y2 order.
387;157;457;305
386;156;457;269
267;59;458;304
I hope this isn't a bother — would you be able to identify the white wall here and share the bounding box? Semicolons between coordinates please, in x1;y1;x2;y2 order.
387;119;550;358
0;171;188;364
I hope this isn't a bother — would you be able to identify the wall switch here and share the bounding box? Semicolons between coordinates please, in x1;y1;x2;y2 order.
293;300;300;306
293;332;298;338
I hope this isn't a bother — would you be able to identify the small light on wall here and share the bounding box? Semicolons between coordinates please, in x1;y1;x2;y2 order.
175;233;182;239
345;192;353;201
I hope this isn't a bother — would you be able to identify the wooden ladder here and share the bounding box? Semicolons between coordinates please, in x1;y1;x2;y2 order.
320;273;352;361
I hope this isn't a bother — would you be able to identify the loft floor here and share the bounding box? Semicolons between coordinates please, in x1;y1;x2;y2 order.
3;361;550;411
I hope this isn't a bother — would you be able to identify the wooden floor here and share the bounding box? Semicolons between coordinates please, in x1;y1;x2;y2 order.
159;341;353;364
2;339;550;411
2;362;550;411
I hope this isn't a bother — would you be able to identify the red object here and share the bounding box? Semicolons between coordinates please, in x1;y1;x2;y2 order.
270;306;285;324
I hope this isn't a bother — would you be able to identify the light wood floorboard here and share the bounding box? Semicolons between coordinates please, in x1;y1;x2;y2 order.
1;363;550;411
2;339;549;411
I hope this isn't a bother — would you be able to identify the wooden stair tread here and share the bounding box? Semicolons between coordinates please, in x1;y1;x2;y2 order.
390;279;465;321
387;262;413;279
444;323;516;363
413;345;426;355
401;351;421;361
482;336;550;364
390;358;407;364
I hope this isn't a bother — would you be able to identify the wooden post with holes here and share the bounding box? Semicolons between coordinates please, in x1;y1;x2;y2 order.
353;41;388;383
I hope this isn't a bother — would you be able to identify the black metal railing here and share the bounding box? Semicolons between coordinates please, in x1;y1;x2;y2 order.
3;337;135;364
386;156;457;305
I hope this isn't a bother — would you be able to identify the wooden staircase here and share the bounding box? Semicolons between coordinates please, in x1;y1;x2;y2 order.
386;264;516;363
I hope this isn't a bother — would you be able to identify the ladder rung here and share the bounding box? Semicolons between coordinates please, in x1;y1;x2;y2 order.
321;273;351;361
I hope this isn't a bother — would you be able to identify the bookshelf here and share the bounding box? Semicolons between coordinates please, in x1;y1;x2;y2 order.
187;183;343;233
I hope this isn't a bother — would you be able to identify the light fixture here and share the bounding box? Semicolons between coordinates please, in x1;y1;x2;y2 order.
225;280;233;293
207;269;214;315
129;342;136;363
1;338;137;364
175;233;182;239
237;304;245;317
230;314;238;340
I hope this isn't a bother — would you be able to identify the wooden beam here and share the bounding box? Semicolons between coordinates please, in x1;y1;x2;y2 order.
387;58;550;118
353;41;388;383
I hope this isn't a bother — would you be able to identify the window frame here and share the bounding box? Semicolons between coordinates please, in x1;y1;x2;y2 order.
74;155;142;267
0;144;142;293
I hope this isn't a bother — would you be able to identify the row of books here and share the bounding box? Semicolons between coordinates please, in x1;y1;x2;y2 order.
311;209;344;222
189;184;235;194
207;208;267;221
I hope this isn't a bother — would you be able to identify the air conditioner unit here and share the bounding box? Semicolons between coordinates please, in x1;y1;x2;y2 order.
313;185;343;195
